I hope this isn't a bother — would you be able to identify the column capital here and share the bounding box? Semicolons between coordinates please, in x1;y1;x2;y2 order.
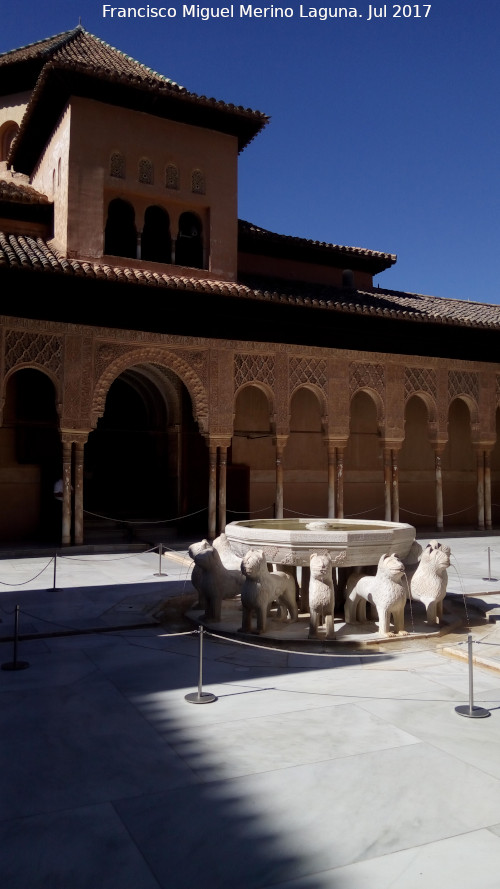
206;434;232;450
432;441;447;457
274;434;289;451
381;438;404;452
60;429;90;446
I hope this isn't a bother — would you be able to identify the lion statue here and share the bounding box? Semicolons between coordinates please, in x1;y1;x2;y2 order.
409;540;450;623
240;549;298;634
188;539;243;621
345;552;407;637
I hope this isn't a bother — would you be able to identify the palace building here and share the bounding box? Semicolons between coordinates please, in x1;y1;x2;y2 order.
1;26;500;545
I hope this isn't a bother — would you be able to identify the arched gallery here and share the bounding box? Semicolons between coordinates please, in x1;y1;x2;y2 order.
1;27;500;545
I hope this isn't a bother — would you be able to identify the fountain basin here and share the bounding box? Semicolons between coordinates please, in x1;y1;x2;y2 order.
225;518;415;568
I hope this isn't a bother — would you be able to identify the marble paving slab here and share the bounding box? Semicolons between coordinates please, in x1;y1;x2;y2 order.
115;743;500;889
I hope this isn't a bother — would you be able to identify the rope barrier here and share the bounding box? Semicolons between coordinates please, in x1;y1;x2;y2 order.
202;627;471;659
0;558;54;587
0;599;484;658
400;504;476;518
82;506;208;525
226;505;275;515
58;547;157;564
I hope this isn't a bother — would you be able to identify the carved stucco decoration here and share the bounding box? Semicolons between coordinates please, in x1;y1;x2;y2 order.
495;374;500;407
234;353;275;392
177;350;209;388
448;370;479;404
91;347;209;433
4;330;63;377
404;367;437;401
289;356;327;393
349;362;385;397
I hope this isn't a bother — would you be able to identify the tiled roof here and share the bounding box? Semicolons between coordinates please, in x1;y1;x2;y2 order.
0;26;182;90
0;179;49;205
1;28;268;168
239;219;397;266
1;231;499;331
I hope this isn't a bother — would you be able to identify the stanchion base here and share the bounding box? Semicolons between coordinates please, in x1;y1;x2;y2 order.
154;573;167;577
2;661;30;671
185;692;217;704
482;578;498;582
455;704;490;718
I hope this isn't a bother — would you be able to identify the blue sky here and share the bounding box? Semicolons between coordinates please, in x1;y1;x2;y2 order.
1;1;498;302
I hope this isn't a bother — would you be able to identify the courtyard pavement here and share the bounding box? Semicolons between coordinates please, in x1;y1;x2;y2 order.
2;537;500;887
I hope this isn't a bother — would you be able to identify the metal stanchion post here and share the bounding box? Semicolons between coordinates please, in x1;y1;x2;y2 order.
185;626;217;704
482;546;497;582
2;605;30;671
46;554;60;592
455;633;490;718
154;543;167;577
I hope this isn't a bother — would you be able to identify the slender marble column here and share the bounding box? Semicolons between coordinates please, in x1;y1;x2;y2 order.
275;436;287;519
74;441;85;546
435;451;444;531
485;451;492;531
327;441;336;518
477;450;485;531
62;440;72;546
391;449;400;522
208;442;217;539
336;447;344;519
383;448;391;522
218;445;227;534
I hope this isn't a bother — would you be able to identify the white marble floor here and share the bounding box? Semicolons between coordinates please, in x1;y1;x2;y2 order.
2;620;500;889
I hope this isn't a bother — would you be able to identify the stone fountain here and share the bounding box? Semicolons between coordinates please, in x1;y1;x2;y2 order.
186;518;447;642
224;518;415;568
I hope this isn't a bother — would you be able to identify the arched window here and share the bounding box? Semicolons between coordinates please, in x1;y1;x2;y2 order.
110;151;125;179
104;198;137;258
175;212;203;269
0;122;19;162
138;157;154;185
165;164;179;190
191;169;205;194
141;205;172;264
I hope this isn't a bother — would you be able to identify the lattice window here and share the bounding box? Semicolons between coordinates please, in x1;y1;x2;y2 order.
289;357;327;393
5;331;63;375
191;169;205;194
349;362;385;396
404;367;437;400
165;164;179;190
138;157;154;185
234;353;275;391
110;151;125;179
448;370;479;402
